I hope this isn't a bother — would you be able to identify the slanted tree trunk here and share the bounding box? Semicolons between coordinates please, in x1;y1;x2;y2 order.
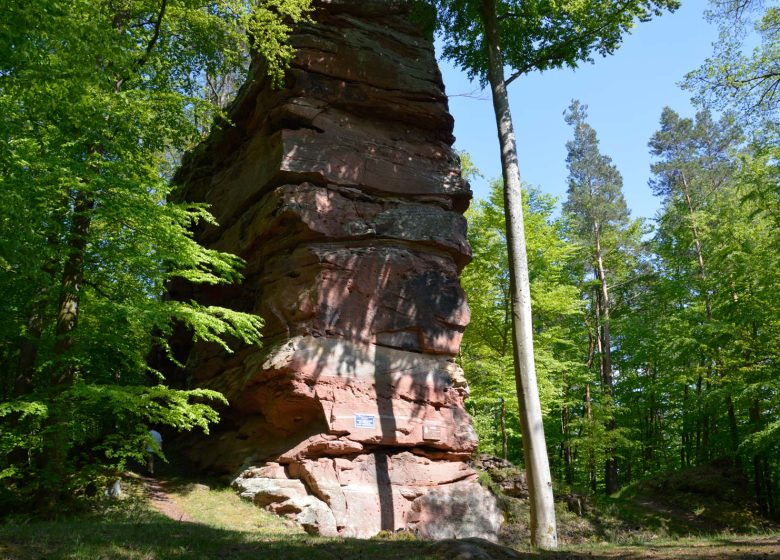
479;0;557;548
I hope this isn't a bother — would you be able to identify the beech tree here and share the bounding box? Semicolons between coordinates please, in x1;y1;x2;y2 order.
430;0;679;547
0;0;311;510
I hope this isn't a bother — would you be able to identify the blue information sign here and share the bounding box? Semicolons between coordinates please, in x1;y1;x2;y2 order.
354;414;376;429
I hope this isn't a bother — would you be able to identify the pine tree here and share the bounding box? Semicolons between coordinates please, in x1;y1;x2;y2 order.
563;100;635;495
649;108;742;463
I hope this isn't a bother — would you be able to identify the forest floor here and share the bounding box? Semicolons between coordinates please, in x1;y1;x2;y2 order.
1;470;779;560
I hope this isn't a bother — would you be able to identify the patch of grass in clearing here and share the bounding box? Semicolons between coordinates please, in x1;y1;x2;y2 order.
594;495;687;538
166;481;301;534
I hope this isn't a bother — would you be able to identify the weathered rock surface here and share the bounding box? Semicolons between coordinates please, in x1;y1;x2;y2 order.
233;452;487;538
172;0;500;540
428;538;525;560
472;454;529;499
407;481;504;540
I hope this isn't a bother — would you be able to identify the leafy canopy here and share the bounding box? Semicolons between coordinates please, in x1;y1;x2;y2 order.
460;178;582;462
429;0;680;85
686;0;780;127
0;0;311;509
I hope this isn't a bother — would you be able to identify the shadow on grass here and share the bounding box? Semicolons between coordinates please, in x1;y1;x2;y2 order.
2;506;778;560
0;509;442;560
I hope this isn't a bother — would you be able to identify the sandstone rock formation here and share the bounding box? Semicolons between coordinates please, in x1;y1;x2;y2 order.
172;0;500;539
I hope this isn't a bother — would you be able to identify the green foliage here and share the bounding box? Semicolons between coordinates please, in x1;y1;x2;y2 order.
251;0;315;85
607;100;780;513
460;179;582;463
0;385;225;506
685;0;780;127
562;100;642;494
445;0;780;516
429;0;680;86
0;0;310;511
563;100;631;239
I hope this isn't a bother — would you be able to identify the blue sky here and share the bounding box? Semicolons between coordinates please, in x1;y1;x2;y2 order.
437;0;719;220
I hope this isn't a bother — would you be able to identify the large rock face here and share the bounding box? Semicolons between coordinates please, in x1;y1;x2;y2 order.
173;0;500;540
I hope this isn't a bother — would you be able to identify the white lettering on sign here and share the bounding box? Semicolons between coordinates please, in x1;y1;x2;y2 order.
354;414;376;429
423;423;443;441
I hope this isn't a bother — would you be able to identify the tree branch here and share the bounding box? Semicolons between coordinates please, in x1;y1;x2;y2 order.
115;0;168;91
137;0;169;69
505;0;635;87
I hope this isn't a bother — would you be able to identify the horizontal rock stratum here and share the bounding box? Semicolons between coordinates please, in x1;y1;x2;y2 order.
171;0;501;540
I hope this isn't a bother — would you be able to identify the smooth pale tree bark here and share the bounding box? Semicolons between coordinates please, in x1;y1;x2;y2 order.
478;0;557;548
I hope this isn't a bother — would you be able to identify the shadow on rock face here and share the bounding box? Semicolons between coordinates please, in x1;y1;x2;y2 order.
165;0;498;542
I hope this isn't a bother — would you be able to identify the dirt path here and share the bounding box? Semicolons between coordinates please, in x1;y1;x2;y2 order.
141;476;193;523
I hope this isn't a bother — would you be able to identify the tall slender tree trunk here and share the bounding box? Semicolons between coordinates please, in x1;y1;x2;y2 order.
765;457;776;518
750;401;768;515
593;226;619;495
479;0;557;548
727;396;739;456
680;174;711;320
748;400;776;517
15;305;46;395
695;373;704;461
585;383;597;493
680;172;737;464
702;406;711;461
682;384;691;468
500;396;508;461
562;400;574;485
53;191;94;384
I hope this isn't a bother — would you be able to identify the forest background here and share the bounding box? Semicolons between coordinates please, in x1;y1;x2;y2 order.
457;0;780;518
0;0;778;526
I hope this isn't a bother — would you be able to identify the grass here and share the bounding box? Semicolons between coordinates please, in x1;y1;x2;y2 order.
550;533;780;559
0;506;442;560
1;472;778;560
0;475;444;560
163;479;299;534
